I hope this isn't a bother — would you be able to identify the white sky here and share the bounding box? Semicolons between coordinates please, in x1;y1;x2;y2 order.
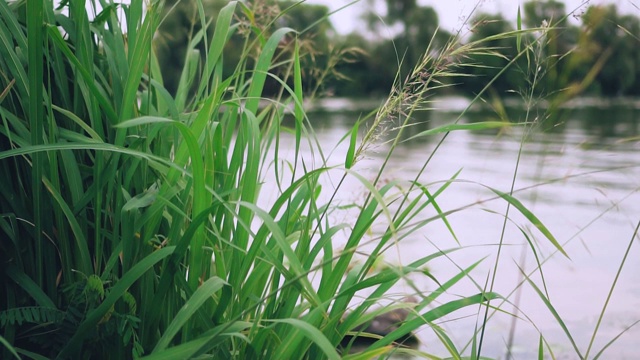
306;0;640;34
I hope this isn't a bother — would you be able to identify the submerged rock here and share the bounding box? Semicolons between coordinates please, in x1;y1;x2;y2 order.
341;298;420;349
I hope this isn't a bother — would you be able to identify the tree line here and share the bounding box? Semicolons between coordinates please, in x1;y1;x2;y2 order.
155;0;640;99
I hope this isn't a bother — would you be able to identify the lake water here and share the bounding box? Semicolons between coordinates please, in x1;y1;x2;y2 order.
269;96;640;359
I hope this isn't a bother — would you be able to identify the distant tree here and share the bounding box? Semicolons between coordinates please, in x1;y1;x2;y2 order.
619;15;640;95
580;5;640;96
523;0;567;28
154;0;229;96
359;0;451;93
385;0;418;24
276;1;337;96
522;0;580;95
391;2;450;78
457;13;524;97
406;6;440;56
327;33;384;97
278;1;334;47
154;0;340;97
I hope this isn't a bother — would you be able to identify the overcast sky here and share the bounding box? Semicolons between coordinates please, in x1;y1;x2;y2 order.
306;0;639;34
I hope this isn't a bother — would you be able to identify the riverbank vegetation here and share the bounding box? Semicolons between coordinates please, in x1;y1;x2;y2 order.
1;0;638;359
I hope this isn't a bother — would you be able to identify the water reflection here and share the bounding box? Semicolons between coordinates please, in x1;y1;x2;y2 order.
580;106;640;140
280;97;640;358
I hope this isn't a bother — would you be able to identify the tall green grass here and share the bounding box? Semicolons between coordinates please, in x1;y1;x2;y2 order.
1;0;636;359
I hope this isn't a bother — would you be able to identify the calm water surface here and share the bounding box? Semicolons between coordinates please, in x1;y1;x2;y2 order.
270;97;640;359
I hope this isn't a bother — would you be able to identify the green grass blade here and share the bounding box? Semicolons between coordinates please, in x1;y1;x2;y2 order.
0;143;176;171
0;12;28;98
292;38;304;160
523;272;582;358
431;324;462;359
415;181;459;244
140;202;221;344
27;0;45;289
404;121;519;142
0;79;15;104
320;172;398;299
0;0;27;51
226;110;262;286
120;2;157;121
245;27;296;115
147;78;179;118
144;337;216;360
0;336;20;360
272;318;340;360
368;292;500;351
4;265;56;308
418;259;487;309
345;121;358;169
41;177;92;275
490;188;568;258
114;116;175;128
197;1;237;98
293;39;304;122
141;322;252;360
50;105;103;141
57;246;175;358
516;6;522;52
14;348;49;360
586;219;640;358
538;335;544;360
338;250;455;296
593;320;640;360
116;115;208;289
342;347;396;360
153;277;227;352
175;42;202;111
46;25;118;123
239;201;319;305
338;250;473;341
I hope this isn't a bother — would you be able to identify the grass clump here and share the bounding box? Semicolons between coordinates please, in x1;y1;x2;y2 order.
1;0;637;359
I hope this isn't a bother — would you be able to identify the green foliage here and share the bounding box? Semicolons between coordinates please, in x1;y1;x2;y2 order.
1;0;505;358
1;0;635;359
523;0;567;28
457;13;526;96
154;0;343;99
0;307;65;327
581;5;640;95
354;1;454;96
337;0;640;98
